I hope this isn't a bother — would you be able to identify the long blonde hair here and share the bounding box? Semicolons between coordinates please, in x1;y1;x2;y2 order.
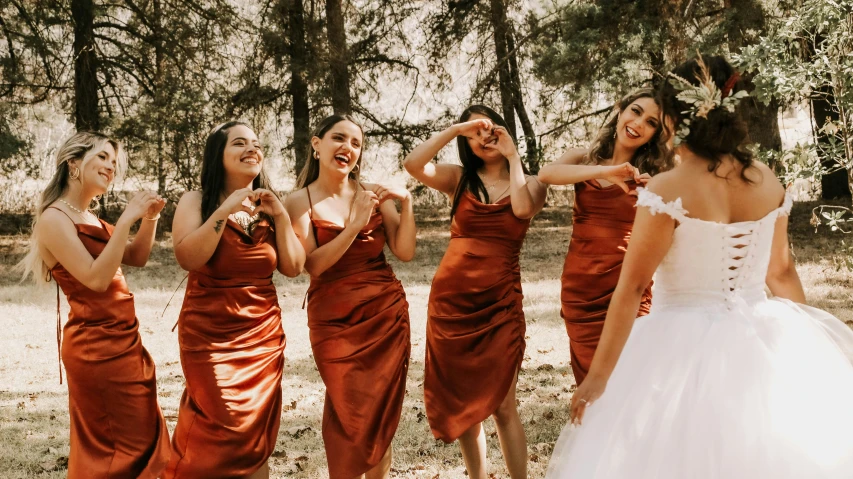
18;131;128;284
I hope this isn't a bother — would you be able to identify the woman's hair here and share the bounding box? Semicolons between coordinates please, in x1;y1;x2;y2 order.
19;131;128;284
587;88;673;176
295;114;364;189
658;53;754;182
199;121;279;228
451;104;529;218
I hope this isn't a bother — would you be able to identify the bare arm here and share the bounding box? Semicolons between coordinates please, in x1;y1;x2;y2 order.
404;122;490;196
766;214;806;303
122;197;166;267
38;192;160;292
253;189;305;277
488;126;548;219
377;190;416;262
285;189;379;277
172;189;255;271
569;180;676;424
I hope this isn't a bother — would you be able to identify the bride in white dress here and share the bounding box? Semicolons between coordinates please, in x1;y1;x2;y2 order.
546;54;853;479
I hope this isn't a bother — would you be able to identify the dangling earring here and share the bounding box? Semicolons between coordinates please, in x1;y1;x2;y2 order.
69;167;80;180
612;130;617;139
313;151;320;160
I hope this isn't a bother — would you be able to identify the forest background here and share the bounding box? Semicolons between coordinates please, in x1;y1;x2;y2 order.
0;0;851;221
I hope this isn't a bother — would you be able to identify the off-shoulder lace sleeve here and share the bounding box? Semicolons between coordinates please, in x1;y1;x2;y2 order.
636;187;689;222
776;193;794;217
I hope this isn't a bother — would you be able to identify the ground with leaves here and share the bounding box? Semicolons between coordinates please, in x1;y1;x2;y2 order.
1;200;851;478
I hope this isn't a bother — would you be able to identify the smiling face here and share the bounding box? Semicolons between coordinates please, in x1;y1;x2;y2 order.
615;96;662;149
70;142;117;196
222;124;263;180
464;113;504;163
312;120;363;178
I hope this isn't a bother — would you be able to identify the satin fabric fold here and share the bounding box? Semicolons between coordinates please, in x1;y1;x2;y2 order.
424;191;530;443
307;207;410;479
561;180;652;384
165;219;285;478
50;219;170;479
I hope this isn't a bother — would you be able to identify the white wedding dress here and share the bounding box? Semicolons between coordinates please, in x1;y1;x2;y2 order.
546;188;853;479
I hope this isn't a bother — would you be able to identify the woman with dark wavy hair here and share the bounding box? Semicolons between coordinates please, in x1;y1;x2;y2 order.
286;114;415;479
404;105;547;479
538;88;673;385
545;53;853;479
165;121;305;478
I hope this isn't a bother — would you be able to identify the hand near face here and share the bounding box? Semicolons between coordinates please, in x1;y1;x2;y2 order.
483;126;520;160
252;188;286;218
455;118;494;139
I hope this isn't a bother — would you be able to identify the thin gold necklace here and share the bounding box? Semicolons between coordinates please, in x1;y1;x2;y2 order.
58;198;88;215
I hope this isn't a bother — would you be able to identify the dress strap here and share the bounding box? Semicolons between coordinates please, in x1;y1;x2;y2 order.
47;205;77;224
635;187;690;223
305;187;319;242
55;280;63;385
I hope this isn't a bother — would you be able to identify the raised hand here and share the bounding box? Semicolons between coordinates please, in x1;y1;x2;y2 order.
144;195;167;219
347;190;379;231
454;118;494;140
483;126;520;160
121;191;164;223
369;184;412;204
252;188;286;218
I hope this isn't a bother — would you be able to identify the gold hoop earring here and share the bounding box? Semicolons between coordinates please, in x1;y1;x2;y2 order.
313;151;320;160
69;167;80;180
352;163;360;173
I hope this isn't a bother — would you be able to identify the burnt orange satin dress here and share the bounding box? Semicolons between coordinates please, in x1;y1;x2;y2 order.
49;213;170;479
561;180;652;384
424;191;530;442
165;218;285;478
305;190;411;479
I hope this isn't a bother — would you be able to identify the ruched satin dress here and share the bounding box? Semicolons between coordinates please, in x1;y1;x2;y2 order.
50;212;170;479
424;190;530;443
305;190;411;479
561;180;652;384
165;218;285;478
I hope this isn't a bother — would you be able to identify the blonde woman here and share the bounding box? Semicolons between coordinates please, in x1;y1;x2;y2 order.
19;131;170;478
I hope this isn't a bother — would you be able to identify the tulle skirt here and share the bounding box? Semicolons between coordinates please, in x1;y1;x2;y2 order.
546;296;853;479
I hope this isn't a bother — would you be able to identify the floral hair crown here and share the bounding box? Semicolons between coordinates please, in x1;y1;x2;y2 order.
666;54;749;146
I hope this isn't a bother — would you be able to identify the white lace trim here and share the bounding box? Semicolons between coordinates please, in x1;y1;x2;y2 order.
777;193;793;217
636;187;689;221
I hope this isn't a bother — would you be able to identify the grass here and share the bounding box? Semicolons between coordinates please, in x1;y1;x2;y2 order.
0;199;851;478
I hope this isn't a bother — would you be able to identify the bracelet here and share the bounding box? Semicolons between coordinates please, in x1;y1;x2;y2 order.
144;213;161;221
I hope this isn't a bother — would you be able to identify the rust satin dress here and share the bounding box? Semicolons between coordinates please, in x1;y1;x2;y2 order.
165;218;285;478
305;190;411;479
49;214;170;479
561;180;652;384
424;190;530;442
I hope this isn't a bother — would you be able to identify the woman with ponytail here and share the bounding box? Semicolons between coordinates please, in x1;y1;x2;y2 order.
20;131;170;478
403;105;547;479
537;88;673;385
165;122;305;478
545;54;853;479
285;114;415;479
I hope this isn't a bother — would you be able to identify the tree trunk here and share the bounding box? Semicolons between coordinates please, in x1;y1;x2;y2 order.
325;0;350;114
71;0;99;130
813;85;852;199
506;26;537;172
489;0;517;138
153;0;167;198
286;0;311;175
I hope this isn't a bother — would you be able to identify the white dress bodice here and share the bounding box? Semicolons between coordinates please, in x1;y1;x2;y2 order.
636;188;793;310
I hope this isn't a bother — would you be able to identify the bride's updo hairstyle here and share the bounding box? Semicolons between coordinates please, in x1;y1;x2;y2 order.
658;54;755;182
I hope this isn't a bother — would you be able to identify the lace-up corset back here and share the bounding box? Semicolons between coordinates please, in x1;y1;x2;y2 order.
635;188;793;308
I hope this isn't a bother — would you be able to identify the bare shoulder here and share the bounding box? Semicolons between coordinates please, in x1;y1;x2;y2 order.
644;169;683;203
284;188;310;218
177;190;202;207
36;206;77;235
749;160;786;206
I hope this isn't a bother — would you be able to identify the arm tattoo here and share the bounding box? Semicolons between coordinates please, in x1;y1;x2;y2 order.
214;219;224;233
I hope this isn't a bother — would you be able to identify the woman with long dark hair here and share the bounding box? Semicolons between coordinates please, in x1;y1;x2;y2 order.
286;114;415;479
19;131;170;478
546;54;853;478
165;121;305;478
538;88;673;385
403;105;547;479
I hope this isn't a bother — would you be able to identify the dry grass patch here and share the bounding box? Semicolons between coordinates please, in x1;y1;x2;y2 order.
0;201;850;478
